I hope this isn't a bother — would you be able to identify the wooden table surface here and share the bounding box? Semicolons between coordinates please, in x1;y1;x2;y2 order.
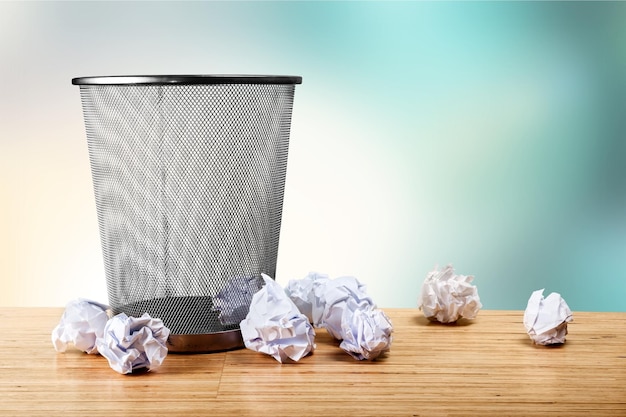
0;308;624;416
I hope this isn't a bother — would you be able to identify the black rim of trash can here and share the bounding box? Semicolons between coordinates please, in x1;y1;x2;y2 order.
71;74;302;85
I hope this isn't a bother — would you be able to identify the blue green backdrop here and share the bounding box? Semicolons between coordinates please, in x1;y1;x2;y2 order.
1;1;625;310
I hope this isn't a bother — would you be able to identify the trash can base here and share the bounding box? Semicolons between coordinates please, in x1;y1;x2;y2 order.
167;329;245;353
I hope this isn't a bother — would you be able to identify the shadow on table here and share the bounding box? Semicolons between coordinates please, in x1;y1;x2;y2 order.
412;314;476;327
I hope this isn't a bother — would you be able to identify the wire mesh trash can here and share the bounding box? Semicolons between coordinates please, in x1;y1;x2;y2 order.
72;75;302;352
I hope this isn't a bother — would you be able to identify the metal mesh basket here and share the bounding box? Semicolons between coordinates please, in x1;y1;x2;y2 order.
73;75;302;352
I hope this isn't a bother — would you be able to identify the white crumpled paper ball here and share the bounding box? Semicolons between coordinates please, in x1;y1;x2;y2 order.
96;313;170;374
292;274;392;361
315;276;376;340
240;274;316;363
523;289;573;345
418;264;482;323
284;272;329;323
339;305;393;360
51;298;111;354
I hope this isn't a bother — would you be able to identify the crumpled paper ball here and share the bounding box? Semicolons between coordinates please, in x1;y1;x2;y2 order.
284;272;329;323
523;289;573;345
339;303;393;360
51;298;111;354
314;276;376;340
240;274;316;363
287;274;392;360
213;276;264;326
96;313;170;374
417;264;482;323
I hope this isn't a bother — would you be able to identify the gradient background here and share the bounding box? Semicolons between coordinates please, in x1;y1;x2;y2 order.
1;1;625;311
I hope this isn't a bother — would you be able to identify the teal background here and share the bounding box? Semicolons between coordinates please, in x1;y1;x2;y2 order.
1;1;625;310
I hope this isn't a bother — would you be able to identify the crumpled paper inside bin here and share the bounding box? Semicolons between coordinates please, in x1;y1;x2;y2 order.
213;276;263;326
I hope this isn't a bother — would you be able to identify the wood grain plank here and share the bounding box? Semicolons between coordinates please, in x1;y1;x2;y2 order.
0;308;624;416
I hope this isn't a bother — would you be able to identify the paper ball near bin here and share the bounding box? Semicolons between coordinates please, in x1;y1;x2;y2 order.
73;75;302;353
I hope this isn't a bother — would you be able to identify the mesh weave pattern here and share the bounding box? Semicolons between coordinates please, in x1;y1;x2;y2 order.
79;83;295;334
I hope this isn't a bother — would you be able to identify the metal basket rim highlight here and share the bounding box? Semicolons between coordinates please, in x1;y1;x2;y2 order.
72;74;302;86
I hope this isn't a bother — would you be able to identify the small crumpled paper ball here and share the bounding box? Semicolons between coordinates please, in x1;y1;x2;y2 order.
523;289;573;345
315;276;376;340
240;274;316;363
213;276;264;326
51;298;111;354
96;313;170;374
339;304;393;360
298;274;392;360
284;272;329;323
418;264;482;323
